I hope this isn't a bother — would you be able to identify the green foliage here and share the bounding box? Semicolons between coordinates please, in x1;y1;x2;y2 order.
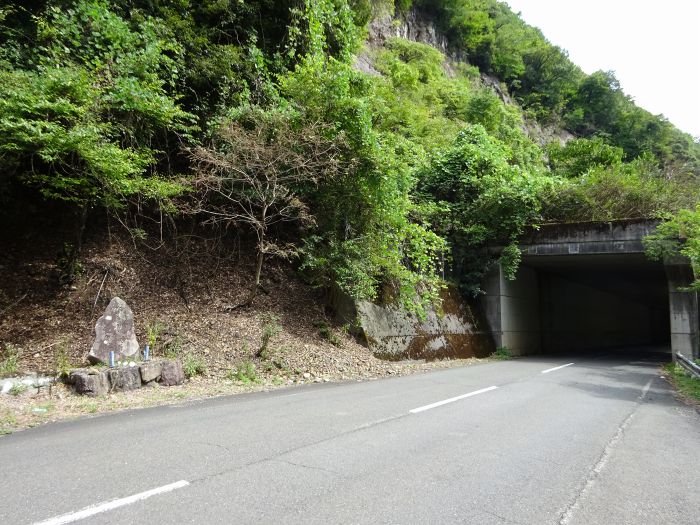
419;0;698;174
1;0;697;324
418;124;552;292
317;322;342;346
163;335;184;359
663;363;700;403
541;155;695;223
0;411;18;436
0;67;148;207
547;137;624;178
228;361;259;384
183;354;207;378
0;1;190;216
8;383;27;396
0;345;19;378
490;346;511;360
259;316;282;359
145;321;165;353
645;207;700;289
283;46;447;315
54;344;73;379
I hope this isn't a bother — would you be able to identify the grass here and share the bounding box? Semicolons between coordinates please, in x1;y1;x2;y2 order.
183;354;207;378
664;363;700;403
145;320;165;353
0;344;20;378
164;334;184;359
227;361;259;385
0;412;18;436
490;346;512;360
55;343;73;379
8;383;27;396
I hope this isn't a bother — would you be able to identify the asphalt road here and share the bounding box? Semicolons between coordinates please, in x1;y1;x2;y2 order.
1;349;698;524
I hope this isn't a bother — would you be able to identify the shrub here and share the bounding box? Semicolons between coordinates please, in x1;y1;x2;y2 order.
258;316;282;359
183;354;207;378
227;361;259;384
318;322;342;346
0;345;19;378
490;346;511;360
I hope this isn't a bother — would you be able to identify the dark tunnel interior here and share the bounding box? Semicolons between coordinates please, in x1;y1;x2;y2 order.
517;253;671;357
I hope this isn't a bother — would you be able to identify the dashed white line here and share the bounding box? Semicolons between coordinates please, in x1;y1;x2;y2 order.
32;480;190;525
409;386;499;414
541;363;575;374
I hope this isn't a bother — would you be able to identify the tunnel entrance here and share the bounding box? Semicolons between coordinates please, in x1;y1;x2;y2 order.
480;220;698;360
520;254;669;355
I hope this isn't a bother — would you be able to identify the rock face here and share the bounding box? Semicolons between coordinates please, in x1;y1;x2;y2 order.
160;360;185;386
88;297;140;365
70;370;110;397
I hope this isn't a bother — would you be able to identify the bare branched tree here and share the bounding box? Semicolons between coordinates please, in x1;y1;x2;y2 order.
188;111;349;307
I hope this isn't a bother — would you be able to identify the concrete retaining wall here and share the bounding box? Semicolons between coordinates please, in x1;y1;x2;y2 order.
334;286;494;360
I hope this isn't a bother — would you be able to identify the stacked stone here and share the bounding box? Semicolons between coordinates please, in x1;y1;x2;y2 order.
68;359;185;396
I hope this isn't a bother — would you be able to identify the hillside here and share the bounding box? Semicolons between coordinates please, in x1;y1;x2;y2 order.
1;0;699;403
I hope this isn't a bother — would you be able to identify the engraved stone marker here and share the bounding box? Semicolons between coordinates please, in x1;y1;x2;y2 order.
88;297;139;364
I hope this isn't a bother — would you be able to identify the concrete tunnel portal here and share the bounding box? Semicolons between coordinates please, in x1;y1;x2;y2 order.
481;220;699;360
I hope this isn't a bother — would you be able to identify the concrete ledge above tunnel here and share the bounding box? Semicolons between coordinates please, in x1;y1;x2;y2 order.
480;220;698;360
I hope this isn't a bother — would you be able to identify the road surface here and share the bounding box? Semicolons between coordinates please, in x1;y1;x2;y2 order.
1;349;698;524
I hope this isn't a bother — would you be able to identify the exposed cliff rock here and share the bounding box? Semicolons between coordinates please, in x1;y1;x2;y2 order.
355;7;574;147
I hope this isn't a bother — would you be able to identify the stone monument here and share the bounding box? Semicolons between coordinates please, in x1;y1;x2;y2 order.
88;297;140;364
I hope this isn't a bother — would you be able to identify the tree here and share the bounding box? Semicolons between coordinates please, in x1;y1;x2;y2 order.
546;137;624;178
645;207;700;290
188;108;350;305
418;124;551;293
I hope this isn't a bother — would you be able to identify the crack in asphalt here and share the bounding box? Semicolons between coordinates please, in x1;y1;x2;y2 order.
188;412;407;485
480;507;528;524
272;458;342;477
557;377;654;525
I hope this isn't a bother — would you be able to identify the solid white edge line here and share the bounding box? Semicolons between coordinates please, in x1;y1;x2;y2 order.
409;386;498;414
541;363;575;374
32;480;190;525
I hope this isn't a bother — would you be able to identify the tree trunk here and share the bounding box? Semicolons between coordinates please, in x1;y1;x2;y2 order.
254;249;264;288
60;205;88;284
226;245;265;311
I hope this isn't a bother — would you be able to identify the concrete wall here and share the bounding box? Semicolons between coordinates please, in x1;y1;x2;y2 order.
517;220;660;257
666;261;700;360
352;286;494;360
481;264;541;356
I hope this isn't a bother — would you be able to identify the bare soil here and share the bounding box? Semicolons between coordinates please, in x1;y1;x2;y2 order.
0;225;488;435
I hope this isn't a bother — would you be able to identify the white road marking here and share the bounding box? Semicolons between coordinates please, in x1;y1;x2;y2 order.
32;480;190;525
541;363;575;374
409;386;498;414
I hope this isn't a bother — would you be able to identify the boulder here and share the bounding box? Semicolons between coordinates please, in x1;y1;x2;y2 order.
70;370;110;397
107;367;142;391
160;360;185;386
139;361;162;383
88;297;140;365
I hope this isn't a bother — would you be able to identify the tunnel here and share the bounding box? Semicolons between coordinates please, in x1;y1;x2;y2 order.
480;220;699;360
